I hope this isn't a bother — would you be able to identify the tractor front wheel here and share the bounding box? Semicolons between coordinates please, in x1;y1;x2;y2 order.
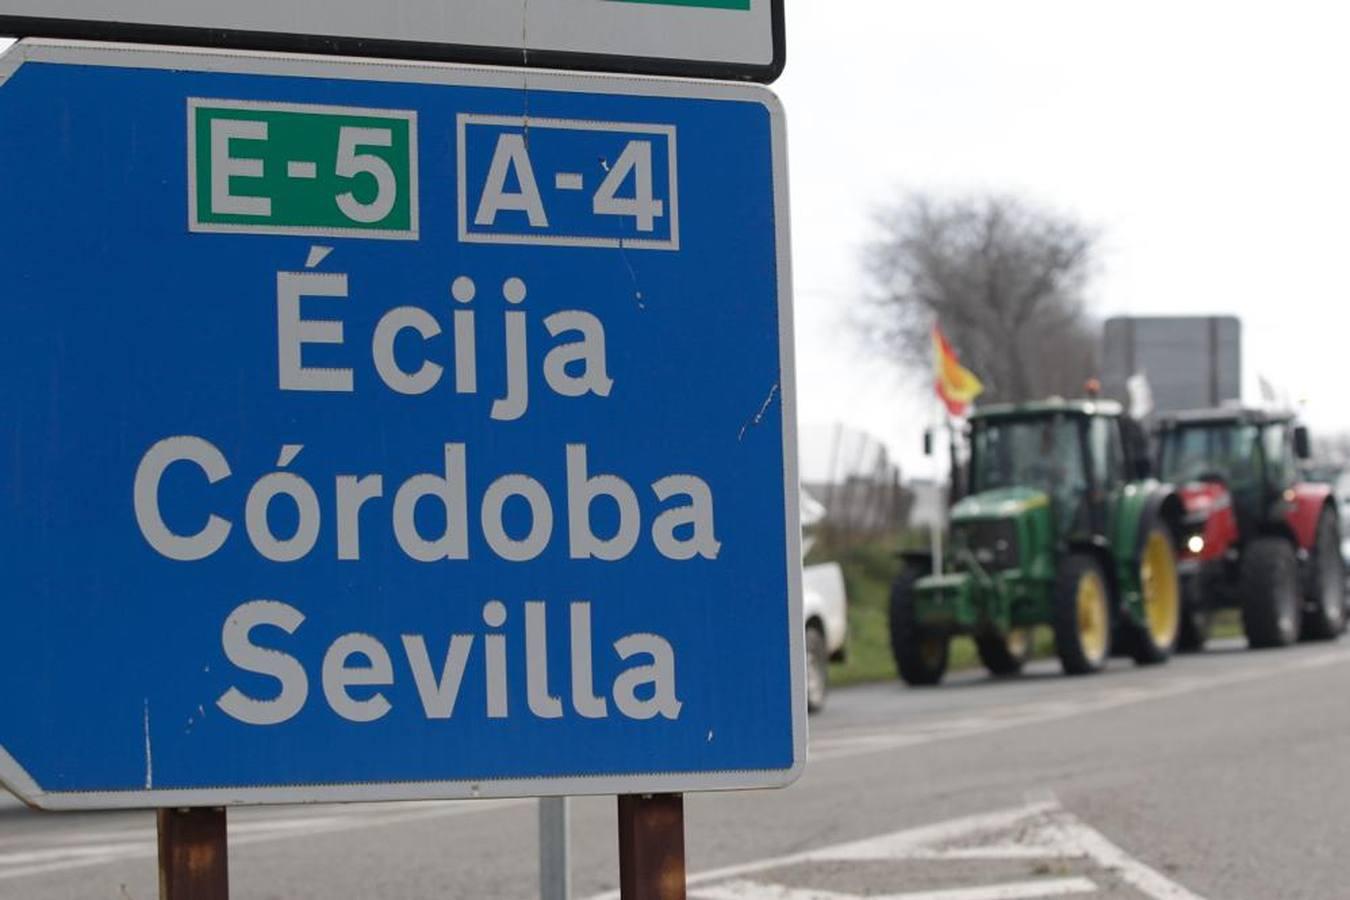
1128;526;1182;665
975;628;1033;677
1241;536;1301;648
889;569;949;686
1300;510;1347;641
1053;554;1112;675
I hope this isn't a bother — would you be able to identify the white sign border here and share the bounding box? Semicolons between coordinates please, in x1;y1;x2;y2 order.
0;38;803;811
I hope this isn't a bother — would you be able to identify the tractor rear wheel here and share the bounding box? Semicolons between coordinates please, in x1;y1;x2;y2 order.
975;628;1032;677
1053;554;1112;675
1128;526;1182;665
889;569;948;686
1241;536;1301;648
1300;509;1347;641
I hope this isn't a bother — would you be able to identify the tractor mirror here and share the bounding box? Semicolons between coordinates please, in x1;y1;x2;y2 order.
923;429;934;457
1294;426;1312;460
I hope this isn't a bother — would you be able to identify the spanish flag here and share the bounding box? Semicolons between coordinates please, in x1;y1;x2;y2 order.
933;324;984;416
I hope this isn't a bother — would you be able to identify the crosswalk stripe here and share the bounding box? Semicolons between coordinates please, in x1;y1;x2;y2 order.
692;876;1099;900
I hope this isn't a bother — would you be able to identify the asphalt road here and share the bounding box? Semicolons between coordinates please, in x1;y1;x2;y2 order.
3;637;1348;899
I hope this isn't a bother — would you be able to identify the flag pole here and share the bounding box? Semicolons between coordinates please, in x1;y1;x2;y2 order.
931;392;945;576
931;322;981;577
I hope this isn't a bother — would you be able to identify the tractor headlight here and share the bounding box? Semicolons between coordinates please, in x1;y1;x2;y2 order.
1186;534;1205;555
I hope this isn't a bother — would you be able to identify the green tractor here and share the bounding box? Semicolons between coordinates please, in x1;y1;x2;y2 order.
891;398;1186;685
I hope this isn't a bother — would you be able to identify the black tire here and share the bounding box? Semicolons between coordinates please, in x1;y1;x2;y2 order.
1300;510;1347;641
805;624;829;713
1053;554;1112;675
1177;574;1212;653
889;569;949;686
975;628;1032;677
1241;536;1301;648
1128;525;1182;665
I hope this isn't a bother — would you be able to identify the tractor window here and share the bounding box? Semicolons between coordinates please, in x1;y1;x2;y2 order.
970;415;1087;521
1159;423;1261;488
1088;416;1124;488
1262;423;1296;489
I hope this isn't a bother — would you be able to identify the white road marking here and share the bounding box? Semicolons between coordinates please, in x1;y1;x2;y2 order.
877;880;1098;900
1052;816;1201;900
694;881;860;899
694;877;1098;899
817;802;1061;860
590;797;1205;900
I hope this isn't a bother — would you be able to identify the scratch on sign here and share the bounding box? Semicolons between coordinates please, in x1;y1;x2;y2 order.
143;699;154;789
520;0;532;141
738;383;780;441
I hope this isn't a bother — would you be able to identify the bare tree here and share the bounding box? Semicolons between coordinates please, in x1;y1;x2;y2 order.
860;193;1100;404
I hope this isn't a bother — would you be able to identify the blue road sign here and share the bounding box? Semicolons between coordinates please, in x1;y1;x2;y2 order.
0;41;801;809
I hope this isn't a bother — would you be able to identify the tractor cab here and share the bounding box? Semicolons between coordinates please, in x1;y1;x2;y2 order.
1154;408;1345;648
963;400;1154;547
1156;408;1310;550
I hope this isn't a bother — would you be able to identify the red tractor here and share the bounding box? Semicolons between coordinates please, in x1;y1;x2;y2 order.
1156;408;1347;649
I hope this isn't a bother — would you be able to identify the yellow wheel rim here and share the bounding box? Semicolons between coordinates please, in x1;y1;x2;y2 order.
1140;530;1180;647
1006;628;1031;660
1076;571;1110;664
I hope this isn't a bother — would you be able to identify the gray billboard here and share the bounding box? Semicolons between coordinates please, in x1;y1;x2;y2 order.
1102;316;1241;415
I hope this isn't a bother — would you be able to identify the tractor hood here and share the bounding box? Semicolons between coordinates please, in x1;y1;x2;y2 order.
947;487;1052;575
1177;480;1230;516
951;486;1050;522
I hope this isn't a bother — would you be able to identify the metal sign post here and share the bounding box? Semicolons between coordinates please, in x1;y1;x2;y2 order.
539;797;572;900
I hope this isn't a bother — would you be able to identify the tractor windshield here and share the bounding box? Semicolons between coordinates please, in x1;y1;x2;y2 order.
969;415;1086;512
1158;422;1262;488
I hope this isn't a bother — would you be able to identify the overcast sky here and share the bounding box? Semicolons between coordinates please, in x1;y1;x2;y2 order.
776;0;1350;475
5;4;1348;477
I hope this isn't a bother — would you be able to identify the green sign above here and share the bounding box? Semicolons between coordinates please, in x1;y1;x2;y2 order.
610;0;751;9
0;1;783;82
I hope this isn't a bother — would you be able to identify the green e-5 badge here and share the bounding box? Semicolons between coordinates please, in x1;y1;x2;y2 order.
189;99;418;240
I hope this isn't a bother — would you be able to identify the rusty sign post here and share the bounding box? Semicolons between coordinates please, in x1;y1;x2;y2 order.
157;808;229;900
618;794;687;900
